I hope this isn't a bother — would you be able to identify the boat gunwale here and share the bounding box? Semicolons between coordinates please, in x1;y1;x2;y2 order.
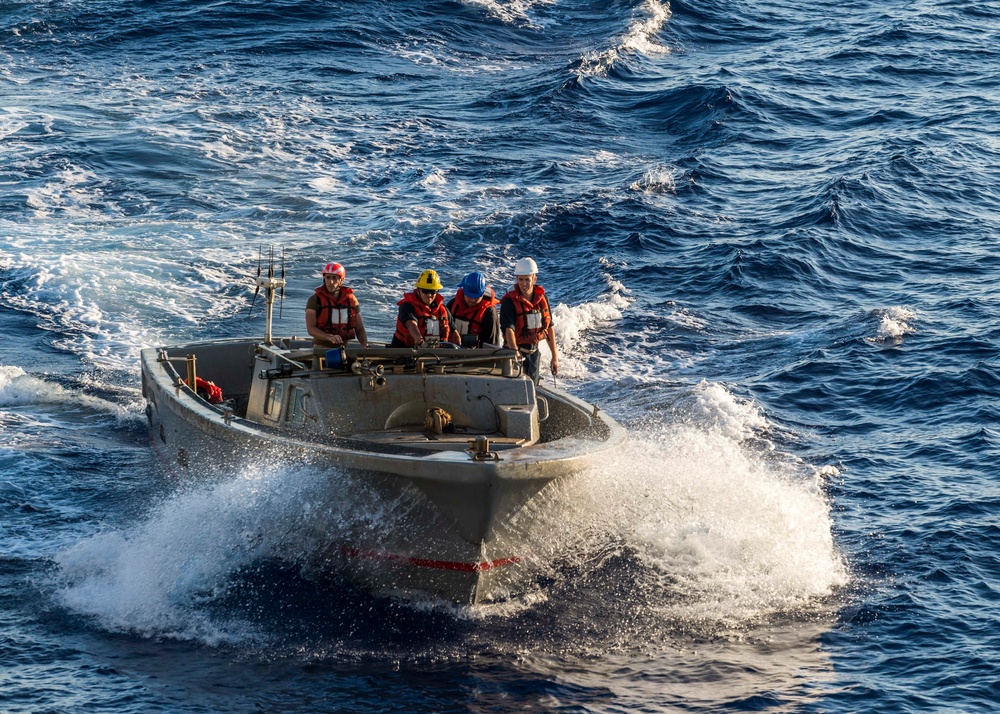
140;340;626;481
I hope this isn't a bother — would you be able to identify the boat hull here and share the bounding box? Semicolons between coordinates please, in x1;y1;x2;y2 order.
141;339;625;604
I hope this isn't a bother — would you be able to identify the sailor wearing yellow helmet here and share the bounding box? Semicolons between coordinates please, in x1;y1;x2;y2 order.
390;269;454;347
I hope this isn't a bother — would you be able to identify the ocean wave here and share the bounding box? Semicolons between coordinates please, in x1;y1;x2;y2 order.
0;365;133;418
459;0;554;27
575;0;672;78
0;245;253;372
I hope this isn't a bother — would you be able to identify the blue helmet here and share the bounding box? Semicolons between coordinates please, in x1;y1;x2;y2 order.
459;272;487;299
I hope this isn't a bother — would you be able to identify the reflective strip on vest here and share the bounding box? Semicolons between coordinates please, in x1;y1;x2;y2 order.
425;317;441;337
526;311;544;330
453;318;470;335
330;307;350;326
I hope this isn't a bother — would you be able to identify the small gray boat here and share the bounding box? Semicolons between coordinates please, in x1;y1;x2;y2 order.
139;271;625;604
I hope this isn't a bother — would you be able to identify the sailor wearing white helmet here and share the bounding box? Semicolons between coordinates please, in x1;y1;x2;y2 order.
499;257;559;383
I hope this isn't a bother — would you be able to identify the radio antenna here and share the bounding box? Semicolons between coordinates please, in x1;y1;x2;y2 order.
249;246;286;344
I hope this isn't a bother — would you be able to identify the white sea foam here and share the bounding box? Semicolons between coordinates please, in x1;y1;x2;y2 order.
0;107;32;140
533;274;631;379
0;244;253;372
460;0;554;27
307;176;345;193
0;365;132;418
630;166;677;194
577;0;672;78
25;165;119;220
869;305;915;342
421;168;448;188
390;40;525;74
668;305;709;330
53;462;405;643
522;381;847;624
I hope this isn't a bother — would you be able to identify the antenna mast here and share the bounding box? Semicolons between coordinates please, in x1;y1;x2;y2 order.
253;246;286;345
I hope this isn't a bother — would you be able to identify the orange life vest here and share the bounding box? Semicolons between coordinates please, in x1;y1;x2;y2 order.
450;287;498;338
393;291;451;346
503;285;551;347
313;285;358;341
195;377;223;404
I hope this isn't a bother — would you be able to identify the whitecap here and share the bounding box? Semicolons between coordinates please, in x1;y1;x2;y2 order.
0;365;132;418
459;0;554;27
630;166;677;194
868;305;916;342
577;0;672;79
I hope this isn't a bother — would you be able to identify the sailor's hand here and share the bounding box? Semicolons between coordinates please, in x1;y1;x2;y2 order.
550;358;559;376
330;335;344;345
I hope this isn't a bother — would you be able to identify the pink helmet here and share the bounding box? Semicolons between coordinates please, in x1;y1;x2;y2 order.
322;262;346;278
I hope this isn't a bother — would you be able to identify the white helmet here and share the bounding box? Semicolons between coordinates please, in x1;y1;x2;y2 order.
514;257;538;276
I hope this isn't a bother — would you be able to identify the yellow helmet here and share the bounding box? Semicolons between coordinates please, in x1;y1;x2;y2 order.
415;269;443;291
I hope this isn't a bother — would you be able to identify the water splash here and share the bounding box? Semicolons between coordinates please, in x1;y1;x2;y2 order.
0;365;132;417
577;0;672;78
540;272;631;379
52;378;844;644
868;306;916;343
53;462;410;643
516;381;847;626
630;166;678;194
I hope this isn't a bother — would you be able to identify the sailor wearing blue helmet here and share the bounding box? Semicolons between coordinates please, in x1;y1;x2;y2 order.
446;271;501;348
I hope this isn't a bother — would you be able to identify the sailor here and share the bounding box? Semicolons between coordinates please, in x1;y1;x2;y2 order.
305;262;369;349
499;257;558;383
390;269;454;347
446;271;501;348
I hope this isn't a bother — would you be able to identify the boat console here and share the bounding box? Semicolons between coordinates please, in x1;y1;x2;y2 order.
242;343;541;452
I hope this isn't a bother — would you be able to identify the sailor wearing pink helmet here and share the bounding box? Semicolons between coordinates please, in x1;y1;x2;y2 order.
305;262;369;349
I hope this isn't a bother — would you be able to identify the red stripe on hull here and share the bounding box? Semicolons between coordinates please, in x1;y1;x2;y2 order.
342;547;521;572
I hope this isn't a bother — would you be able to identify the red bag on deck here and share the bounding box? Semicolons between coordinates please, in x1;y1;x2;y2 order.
195;377;223;404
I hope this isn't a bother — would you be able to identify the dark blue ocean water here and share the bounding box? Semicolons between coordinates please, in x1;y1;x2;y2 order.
2;0;999;711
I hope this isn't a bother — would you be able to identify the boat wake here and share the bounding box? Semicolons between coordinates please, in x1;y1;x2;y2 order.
53;378;845;648
52;457;443;644
524;381;847;627
0;365;137;418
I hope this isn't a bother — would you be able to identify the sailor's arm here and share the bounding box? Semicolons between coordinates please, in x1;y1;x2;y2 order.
305;308;342;345
354;311;369;348
503;327;518;350
406;319;424;345
499;299;518;350
546;328;558;376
